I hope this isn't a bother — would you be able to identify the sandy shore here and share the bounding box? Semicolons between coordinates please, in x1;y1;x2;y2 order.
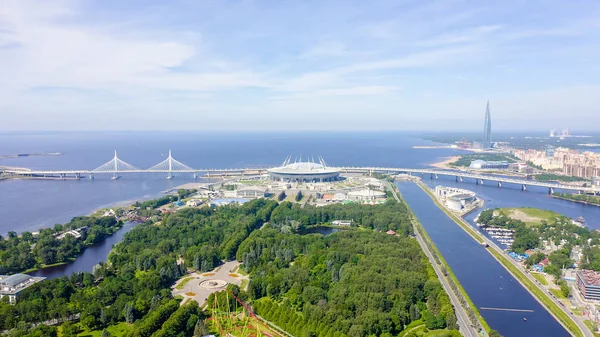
430;156;460;169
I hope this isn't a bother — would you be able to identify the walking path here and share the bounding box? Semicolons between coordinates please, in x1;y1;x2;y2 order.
171;261;248;306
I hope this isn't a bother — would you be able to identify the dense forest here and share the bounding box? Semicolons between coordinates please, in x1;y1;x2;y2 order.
238;229;458;336
0;216;122;274
0;194;458;336
268;199;413;235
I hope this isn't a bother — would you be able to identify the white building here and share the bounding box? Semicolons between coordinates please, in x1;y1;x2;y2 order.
236;186;267;199
0;274;45;304
347;189;386;201
186;199;203;207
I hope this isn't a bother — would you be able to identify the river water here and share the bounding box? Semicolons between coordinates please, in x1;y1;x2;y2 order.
397;181;570;337
28;221;138;279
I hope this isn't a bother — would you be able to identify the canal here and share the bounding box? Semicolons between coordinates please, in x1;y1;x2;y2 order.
28;221;139;279
397;181;570;337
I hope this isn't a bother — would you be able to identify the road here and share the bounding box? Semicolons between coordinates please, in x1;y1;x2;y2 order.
385;181;481;337
416;182;594;337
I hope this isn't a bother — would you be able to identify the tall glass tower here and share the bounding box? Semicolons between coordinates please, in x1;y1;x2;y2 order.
483;101;492;149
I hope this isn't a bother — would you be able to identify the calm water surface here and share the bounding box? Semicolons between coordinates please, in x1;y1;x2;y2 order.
28;221;138;279
397;181;570;337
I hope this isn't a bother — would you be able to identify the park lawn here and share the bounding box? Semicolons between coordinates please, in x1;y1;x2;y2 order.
398;320;425;336
549;288;567;299
175;276;194;290
240;279;249;290
73;322;132;337
532;272;549;286
499;207;562;226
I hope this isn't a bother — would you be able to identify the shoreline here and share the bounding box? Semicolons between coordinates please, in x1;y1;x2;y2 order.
550;195;600;207
429;156;460;169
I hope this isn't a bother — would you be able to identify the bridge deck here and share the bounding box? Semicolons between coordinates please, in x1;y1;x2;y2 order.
3;166;597;192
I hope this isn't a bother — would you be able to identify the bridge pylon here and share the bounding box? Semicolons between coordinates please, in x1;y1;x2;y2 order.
147;150;194;179
91;150;140;179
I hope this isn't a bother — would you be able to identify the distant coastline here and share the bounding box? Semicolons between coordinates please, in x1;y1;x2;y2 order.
0;152;62;159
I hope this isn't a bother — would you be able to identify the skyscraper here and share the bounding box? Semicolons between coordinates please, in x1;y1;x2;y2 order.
483;101;492;149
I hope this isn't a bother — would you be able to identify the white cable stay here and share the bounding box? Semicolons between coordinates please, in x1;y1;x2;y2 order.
146;150;193;172
92;151;140;173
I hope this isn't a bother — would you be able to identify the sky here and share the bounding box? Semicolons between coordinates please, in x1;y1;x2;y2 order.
1;0;599;132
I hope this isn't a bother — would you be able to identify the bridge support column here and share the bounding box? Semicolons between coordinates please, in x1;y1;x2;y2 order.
75;173;81;180
549;187;554;194
89;174;94;180
522;184;527;191
430;174;434;179
479;179;484;185
498;181;502;188
193;173;197;179
435;174;438;179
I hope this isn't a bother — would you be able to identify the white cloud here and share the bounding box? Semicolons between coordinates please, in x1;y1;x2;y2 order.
0;0;599;130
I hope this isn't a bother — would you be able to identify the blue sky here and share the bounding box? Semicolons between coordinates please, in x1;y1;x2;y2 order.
1;0;599;131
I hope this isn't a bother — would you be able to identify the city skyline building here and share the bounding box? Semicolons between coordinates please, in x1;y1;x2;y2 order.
483;101;492;149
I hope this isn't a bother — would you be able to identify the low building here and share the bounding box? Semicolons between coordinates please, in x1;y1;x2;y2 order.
386;230;396;235
333;192;347;201
186;199;203;207
210;198;250;207
577;270;600;301
435;186;477;211
332;220;353;226
0;274;45;304
236;186;267;199
346;189;386;201
56;230;82;240
509;162;530;173
469;160;510;170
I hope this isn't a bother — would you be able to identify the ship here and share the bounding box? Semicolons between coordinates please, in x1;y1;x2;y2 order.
576;216;586;224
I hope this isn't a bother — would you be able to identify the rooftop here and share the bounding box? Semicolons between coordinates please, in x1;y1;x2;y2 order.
578;269;600;287
0;274;31;287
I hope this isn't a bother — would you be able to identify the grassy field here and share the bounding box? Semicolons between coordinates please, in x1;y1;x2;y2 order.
549;288;567;299
499;207;562;226
175;276;194;290
532;273;549;286
240;279;249;290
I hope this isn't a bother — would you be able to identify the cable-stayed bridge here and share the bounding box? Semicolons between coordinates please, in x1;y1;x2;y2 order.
2;151;599;193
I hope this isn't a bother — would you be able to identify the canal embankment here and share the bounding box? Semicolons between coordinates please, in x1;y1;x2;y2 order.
416;180;588;337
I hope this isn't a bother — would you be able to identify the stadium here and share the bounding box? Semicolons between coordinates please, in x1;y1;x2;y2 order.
268;156;340;182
